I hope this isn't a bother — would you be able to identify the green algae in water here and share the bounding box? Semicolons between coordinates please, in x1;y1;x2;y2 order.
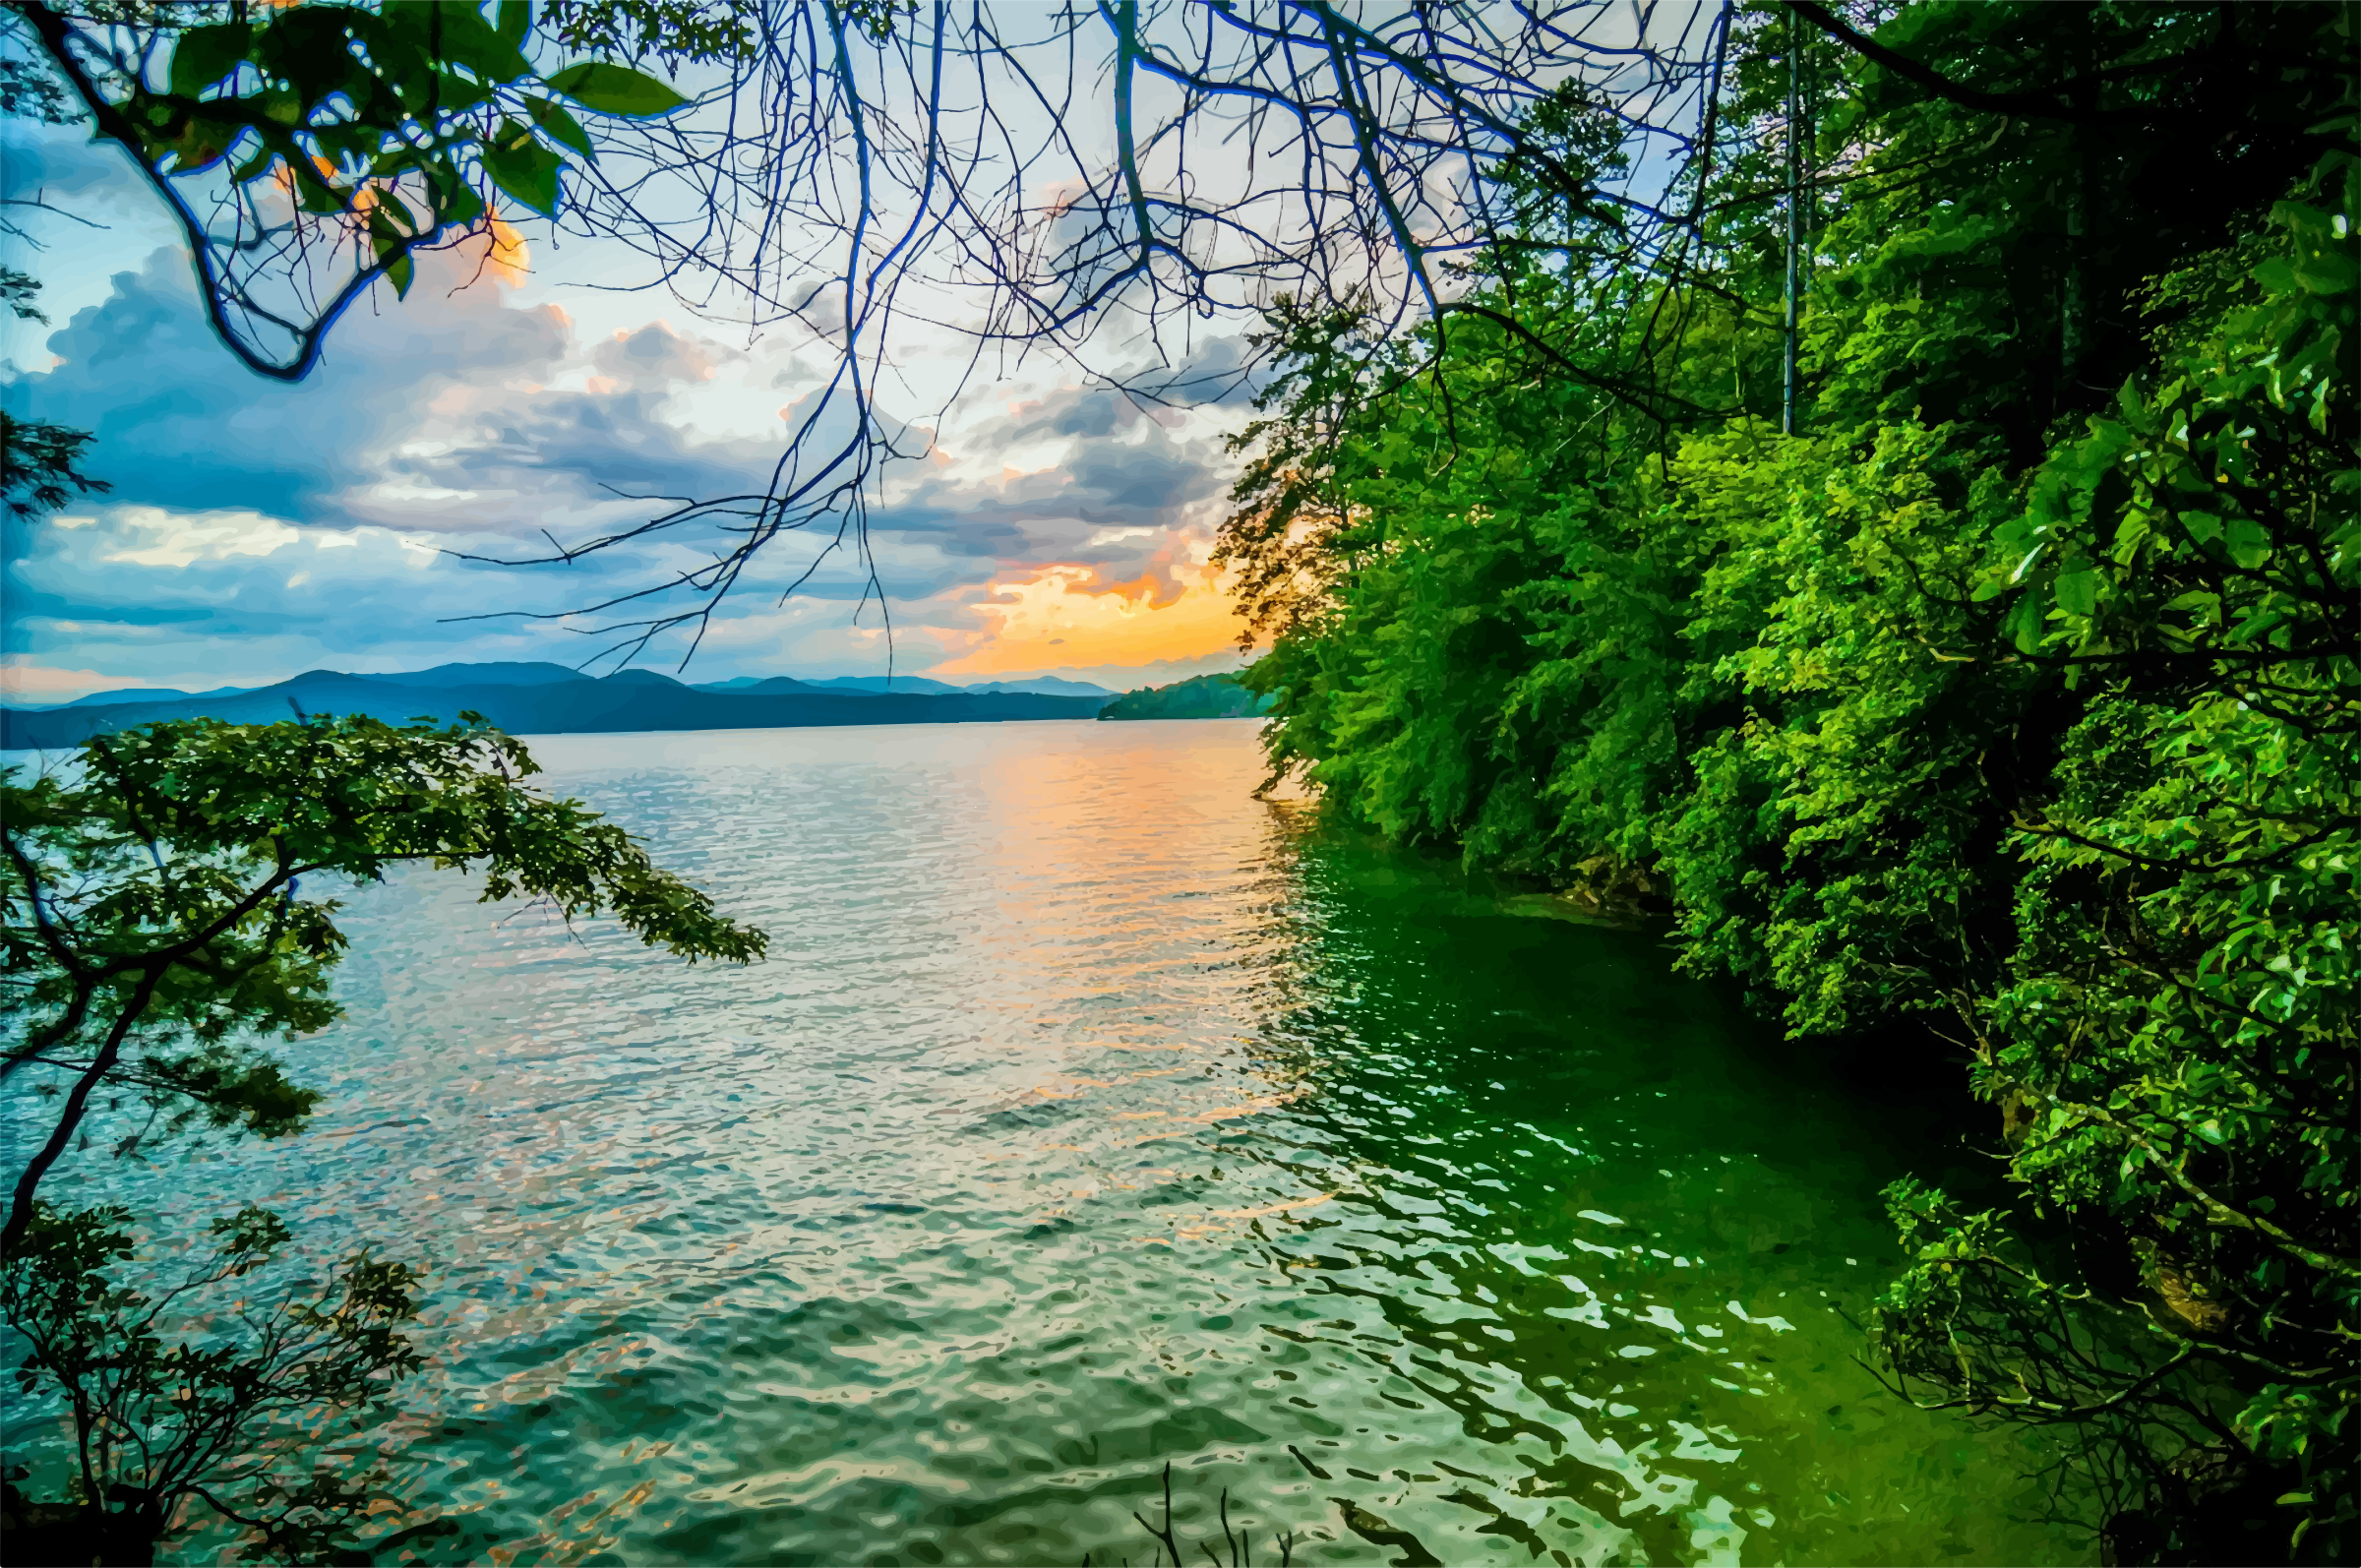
12;723;2092;1565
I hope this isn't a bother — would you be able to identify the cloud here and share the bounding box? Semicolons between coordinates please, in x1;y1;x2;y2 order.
11;505;447;644
2;235;1264;688
94;506;307;569
855;382;1237;592
8;246;807;530
8;246;580;522
590;321;737;389
0;662;158;703
932;560;1247;676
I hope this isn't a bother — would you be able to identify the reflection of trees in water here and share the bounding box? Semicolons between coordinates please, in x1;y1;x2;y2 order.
1203;820;2073;1565
1203;827;1699;1562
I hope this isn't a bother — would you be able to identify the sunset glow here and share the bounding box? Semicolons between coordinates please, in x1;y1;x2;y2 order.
934;564;1249;676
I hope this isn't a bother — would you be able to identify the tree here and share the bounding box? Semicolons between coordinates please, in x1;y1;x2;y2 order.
1213;2;2355;1559
1874;154;2358;1567
2;709;766;1249
0;408;110;521
2;711;765;1562
2;1203;425;1566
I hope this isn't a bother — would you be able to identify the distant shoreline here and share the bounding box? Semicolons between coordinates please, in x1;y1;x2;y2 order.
0;668;1116;751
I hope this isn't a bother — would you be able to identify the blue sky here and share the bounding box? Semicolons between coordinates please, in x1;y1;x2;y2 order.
2;120;1258;702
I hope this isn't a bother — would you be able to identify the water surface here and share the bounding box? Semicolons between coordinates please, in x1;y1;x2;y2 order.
18;720;2086;1565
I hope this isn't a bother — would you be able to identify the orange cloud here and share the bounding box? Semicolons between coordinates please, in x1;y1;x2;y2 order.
266;157;530;289
935;564;1248;675
0;664;166;702
449;215;531;288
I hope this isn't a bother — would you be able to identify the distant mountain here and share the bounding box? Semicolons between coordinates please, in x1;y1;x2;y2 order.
698;674;1116;697
795;675;962;694
21;662;584;714
692;675;819;694
965;676;1116;697
370;661;588;689
21;684;257;712
3;690;192;713
1096;673;1272;721
2;663;1116;750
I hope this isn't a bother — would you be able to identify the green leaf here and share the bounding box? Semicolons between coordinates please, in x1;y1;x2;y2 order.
543;61;690;117
527;95;596;160
382;0;531;84
420;3;535;85
367;201;417;247
479;121;564;216
169;23;252;98
431;175;487;228
289;159;348;216
2290;249;2357;294
385;252;416;300
2053;570;2100;617
252;9;369;104
498;0;533;45
2224;515;2271;570
435;72;494;115
2004;591;2045;654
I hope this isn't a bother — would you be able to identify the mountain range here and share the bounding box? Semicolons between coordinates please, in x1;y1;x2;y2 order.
0;662;1117;750
690;673;1114;697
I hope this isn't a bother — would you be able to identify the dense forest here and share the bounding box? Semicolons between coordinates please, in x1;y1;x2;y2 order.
1097;673;1277;720
1216;4;2356;1562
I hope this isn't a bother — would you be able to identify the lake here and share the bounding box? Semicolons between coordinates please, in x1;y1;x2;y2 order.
14;719;2089;1565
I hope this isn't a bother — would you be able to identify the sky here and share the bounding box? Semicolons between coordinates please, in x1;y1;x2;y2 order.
0;117;1263;702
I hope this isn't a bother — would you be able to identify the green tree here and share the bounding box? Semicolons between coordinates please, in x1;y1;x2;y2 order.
1219;2;2355;1557
2;1203;424;1565
1097;673;1275;720
2;712;764;1561
2;710;766;1248
1874;156;2358;1565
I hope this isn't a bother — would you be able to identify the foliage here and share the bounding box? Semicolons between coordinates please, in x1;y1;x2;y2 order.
1;1200;423;1565
1;269;113;525
1;710;767;1250
107;0;686;224
540;0;754;68
1096;674;1275;722
1879;152;2359;1564
4;1;701;374
0;709;764;1561
0;409;111;522
1219;2;2355;1558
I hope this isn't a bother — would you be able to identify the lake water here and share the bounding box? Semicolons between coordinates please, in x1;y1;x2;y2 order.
15;720;2089;1565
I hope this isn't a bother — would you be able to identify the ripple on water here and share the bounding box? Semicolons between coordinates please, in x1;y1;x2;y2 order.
10;721;2089;1566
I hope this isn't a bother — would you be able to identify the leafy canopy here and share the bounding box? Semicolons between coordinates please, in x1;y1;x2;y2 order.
3;1200;426;1565
1220;2;2355;1558
2;710;765;1248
